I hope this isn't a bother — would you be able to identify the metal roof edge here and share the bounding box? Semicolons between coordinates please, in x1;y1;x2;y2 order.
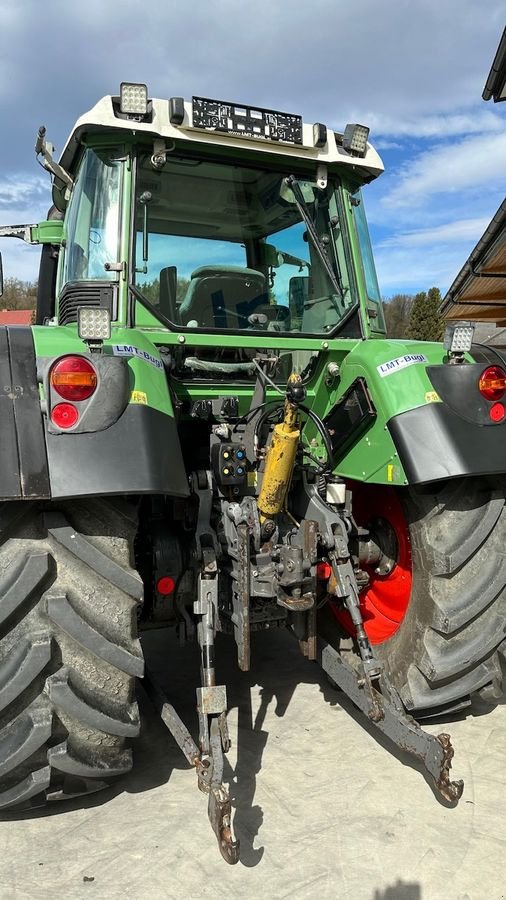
440;199;506;313
483;27;506;101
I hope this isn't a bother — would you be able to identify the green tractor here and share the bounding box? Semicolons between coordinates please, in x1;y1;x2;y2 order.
1;84;505;863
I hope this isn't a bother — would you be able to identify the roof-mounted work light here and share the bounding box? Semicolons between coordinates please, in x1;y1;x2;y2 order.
342;123;370;157
443;320;475;361
120;82;148;116
78;307;111;353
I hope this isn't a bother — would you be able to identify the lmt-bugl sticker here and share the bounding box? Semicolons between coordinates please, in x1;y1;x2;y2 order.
377;354;427;377
112;345;163;370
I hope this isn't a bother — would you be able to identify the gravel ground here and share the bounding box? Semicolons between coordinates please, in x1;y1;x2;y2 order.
0;627;504;900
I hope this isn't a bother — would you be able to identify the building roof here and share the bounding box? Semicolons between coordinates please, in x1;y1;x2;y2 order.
441;30;506;323
0;310;33;325
440;200;506;322
472;321;506;347
483;27;506;102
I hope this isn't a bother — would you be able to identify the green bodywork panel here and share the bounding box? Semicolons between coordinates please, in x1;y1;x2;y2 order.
317;338;448;485
30;220;64;244
32;284;454;488
31;319;451;486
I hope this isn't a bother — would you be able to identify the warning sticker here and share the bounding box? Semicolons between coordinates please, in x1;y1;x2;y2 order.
112;344;163;370
424;391;440;403
130;390;148;405
377;353;427;377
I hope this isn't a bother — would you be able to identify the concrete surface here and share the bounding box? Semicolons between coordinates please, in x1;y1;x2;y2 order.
0;627;505;900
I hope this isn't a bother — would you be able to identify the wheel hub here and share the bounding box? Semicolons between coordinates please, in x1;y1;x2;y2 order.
329;484;413;644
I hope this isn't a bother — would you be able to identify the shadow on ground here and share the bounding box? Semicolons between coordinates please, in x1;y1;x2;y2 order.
1;625;483;869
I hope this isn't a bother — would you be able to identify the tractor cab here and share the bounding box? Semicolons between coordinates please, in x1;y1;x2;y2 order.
36;85;386;358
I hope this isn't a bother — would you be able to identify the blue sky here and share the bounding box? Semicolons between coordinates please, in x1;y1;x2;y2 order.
0;0;504;299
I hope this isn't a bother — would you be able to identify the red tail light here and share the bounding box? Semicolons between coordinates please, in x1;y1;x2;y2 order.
50;356;97;402
479;366;506;401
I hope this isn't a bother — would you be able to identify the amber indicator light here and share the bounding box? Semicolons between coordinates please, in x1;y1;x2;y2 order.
50;356;97;402
479;366;506;402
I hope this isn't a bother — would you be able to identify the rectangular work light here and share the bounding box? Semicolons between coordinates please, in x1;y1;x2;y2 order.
443;321;475;354
120;82;148;116
343;123;370;157
78;307;111;344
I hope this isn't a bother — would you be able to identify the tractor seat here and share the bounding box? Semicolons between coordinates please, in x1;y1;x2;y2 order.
178;265;267;328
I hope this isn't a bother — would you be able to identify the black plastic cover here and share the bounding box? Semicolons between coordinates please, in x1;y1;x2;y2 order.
324;378;376;460
427;363;505;425
388;401;506;484
0;327;50;499
46;404;189;499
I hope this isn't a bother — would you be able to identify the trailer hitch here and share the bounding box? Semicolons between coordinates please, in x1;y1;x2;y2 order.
318;639;464;804
207;715;240;864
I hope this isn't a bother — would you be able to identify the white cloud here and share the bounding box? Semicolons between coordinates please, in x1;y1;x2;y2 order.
0;236;41;284
375;239;478;296
382;132;506;208
363;110;504;139
0;175;48;210
373;139;404;151
377;217;491;249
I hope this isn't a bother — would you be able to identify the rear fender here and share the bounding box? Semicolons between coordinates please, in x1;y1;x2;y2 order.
324;339;506;485
0;325;189;501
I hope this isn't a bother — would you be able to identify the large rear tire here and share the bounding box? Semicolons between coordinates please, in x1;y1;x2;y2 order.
373;478;506;716
0;498;143;810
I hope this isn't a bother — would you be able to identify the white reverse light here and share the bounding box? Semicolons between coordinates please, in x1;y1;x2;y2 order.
78;307;111;343
443;321;475;354
120;82;148;116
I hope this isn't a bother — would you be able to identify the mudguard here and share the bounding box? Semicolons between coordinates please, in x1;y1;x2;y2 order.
0;327;50;499
0;327;189;501
388;362;506;484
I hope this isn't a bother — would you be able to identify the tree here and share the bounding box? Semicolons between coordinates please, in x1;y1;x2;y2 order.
383;293;414;338
407;287;444;341
0;277;37;310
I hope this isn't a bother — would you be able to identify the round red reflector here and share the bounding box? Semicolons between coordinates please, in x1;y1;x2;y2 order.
51;403;79;429
50;356;97;401
316;562;332;581
157;576;176;596
489;402;505;423
479;365;506;401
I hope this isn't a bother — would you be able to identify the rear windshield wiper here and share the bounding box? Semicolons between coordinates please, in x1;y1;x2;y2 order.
284;175;343;299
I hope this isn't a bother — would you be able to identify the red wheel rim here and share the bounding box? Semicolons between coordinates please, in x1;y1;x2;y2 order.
329;483;412;644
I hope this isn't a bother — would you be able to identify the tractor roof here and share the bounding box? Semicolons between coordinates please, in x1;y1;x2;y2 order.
58;93;384;183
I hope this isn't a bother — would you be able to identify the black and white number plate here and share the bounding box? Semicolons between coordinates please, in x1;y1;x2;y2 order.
192;97;303;145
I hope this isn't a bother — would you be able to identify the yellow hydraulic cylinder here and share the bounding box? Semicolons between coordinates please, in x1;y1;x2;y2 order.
257;375;301;522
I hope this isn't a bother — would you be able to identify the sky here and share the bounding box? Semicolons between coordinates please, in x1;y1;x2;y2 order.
0;0;504;299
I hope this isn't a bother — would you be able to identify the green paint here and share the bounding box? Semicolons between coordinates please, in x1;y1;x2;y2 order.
30;220;64;245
